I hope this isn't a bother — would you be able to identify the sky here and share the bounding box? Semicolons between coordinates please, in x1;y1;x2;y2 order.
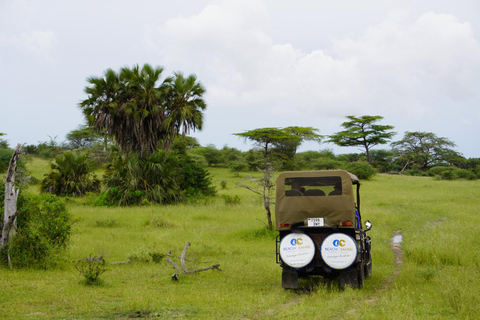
1;0;479;158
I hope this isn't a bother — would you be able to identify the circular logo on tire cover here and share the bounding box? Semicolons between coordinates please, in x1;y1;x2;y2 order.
320;233;357;270
279;233;315;268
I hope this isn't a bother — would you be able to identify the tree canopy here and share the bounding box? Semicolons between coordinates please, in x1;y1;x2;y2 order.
391;131;457;171
234;127;322;158
327;115;395;164
78;64;206;157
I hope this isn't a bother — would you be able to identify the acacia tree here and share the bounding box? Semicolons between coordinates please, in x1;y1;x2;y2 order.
328;115;395;164
234;127;322;158
391;131;457;171
79;64;206;157
234;127;321;229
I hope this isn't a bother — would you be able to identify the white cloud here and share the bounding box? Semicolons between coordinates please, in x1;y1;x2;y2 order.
0;1;58;63
149;2;480;122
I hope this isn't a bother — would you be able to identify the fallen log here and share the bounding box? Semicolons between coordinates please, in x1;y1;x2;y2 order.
166;242;221;280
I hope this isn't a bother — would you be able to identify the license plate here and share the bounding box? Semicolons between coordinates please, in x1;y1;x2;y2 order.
307;218;324;227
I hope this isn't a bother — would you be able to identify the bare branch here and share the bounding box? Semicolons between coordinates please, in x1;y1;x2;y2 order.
180;242;191;273
236;184;262;195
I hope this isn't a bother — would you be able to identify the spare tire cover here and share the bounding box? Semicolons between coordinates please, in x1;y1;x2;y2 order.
320;233;357;270
279;233;315;268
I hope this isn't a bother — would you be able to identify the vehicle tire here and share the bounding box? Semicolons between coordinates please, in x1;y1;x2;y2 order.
365;254;372;278
357;262;365;288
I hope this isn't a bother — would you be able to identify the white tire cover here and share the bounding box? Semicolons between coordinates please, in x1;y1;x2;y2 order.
320;233;357;270
279;233;315;268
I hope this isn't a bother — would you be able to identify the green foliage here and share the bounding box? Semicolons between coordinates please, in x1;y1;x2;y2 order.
1;194;71;268
222;194;241;205
344;161;377;180
312;157;343;170
23;137;67;159
328;115;395;164
428;166;478;180
74;256;108;285
244;149;263;170
220;180;227;189
234;127;322;165
0;132;8;149
41;150;100;197
99;149;215;206
391;131;457;171
0;147;12;173
66;125;102;149
79;64;206;157
229;161;247;176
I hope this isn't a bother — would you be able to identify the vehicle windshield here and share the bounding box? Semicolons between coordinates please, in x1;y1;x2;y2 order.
285;176;343;197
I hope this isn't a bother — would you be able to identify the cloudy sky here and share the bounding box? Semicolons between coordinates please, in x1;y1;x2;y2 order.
1;0;479;157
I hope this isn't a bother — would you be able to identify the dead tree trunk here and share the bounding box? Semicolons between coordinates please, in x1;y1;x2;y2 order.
1;144;21;249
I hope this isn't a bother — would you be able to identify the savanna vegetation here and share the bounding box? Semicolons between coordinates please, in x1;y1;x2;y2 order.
0;161;479;319
1;63;479;318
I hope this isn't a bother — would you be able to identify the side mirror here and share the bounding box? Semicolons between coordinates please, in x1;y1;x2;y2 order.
365;220;372;231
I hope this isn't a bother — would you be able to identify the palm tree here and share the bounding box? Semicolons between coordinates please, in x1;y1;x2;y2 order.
162;72;206;151
79;64;207;157
79;64;171;157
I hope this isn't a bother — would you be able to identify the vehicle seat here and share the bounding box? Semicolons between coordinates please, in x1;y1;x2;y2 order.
285;189;303;196
328;190;342;196
304;189;325;196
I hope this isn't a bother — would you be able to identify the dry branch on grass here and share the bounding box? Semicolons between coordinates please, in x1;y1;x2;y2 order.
166;242;221;280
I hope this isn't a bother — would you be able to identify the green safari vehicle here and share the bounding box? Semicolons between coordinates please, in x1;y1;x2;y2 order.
275;170;372;289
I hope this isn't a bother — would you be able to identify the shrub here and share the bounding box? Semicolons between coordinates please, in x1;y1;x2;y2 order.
345;161;377;180
41;151;100;197
222;194;241;205
230;161;247;176
100;149;216;206
75;256;108;285
1;194;72;268
312;158;342;170
0;148;13;173
429;166;477;180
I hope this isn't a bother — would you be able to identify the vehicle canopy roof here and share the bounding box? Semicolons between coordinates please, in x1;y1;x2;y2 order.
275;170;359;231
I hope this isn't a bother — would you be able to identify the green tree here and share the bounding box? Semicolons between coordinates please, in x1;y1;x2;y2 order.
161;72;206;150
391;131;457;171
234;127;322;168
328;115;395;164
0;133;8;149
66;125;102;149
79;64;206;157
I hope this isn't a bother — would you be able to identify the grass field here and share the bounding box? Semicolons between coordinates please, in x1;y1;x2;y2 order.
1;161;479;319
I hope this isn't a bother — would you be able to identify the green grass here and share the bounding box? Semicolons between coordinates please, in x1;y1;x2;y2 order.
1;166;480;319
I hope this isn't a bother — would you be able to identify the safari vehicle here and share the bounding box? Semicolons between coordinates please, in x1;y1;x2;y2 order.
275;170;372;289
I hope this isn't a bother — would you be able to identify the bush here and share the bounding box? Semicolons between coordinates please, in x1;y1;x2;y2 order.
41;151;100;197
0;148;13;173
1;194;72;268
75;256;108;285
429;166;478;180
345;161;377;180
99;149;216;206
222;195;241;205
230;161;247;176
312;157;342;170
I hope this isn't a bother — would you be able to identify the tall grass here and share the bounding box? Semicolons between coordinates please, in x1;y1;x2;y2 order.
1;167;479;319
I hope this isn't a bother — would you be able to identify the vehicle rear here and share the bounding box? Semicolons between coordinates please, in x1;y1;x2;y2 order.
275;170;372;289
